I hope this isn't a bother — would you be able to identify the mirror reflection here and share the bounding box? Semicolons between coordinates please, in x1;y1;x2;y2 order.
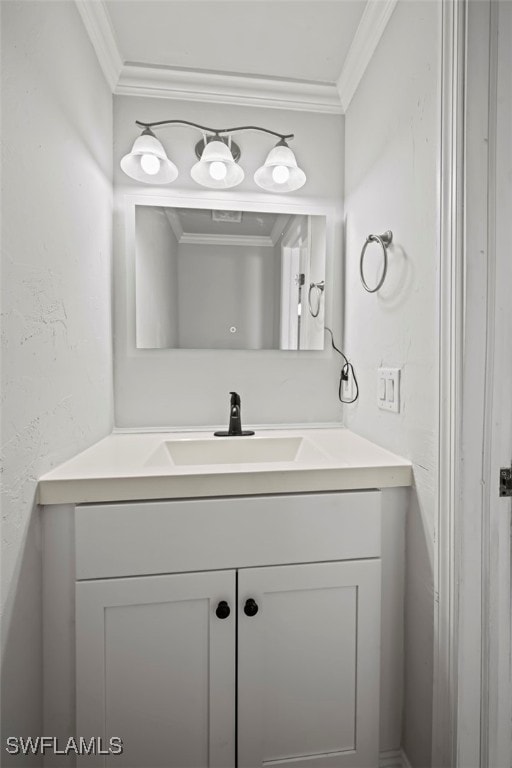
135;205;326;350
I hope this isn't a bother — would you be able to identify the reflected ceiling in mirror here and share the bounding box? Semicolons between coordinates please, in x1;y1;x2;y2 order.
135;204;326;351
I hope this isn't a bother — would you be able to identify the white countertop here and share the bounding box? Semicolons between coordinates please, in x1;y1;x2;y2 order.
37;427;413;505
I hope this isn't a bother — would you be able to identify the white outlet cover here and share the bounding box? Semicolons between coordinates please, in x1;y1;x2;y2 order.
377;368;400;412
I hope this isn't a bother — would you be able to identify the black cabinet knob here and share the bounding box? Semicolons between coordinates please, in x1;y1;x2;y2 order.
244;598;259;617
215;601;230;620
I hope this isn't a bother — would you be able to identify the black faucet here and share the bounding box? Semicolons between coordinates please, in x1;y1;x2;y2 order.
214;392;255;437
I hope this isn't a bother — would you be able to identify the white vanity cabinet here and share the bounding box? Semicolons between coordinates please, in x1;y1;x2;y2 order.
45;490;384;768
76;560;380;768
237;560;380;768
76;570;236;768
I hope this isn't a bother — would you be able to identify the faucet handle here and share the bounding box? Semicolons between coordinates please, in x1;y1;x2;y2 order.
229;391;241;407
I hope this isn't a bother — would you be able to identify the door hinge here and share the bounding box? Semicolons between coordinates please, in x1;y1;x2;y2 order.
499;465;512;497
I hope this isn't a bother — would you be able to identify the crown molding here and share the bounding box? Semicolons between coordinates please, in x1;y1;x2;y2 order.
116;63;343;114
76;0;395;116
336;0;398;112
75;0;123;91
164;210;183;243
178;232;274;248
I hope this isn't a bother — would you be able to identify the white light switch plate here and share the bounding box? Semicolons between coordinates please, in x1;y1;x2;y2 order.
377;367;400;412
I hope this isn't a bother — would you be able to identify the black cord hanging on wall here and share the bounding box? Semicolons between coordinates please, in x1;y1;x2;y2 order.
324;328;359;404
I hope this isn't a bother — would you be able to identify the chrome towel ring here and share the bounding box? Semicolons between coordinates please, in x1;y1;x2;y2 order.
360;230;393;293
308;280;325;317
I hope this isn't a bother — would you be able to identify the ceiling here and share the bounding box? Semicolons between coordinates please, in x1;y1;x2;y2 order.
104;1;366;84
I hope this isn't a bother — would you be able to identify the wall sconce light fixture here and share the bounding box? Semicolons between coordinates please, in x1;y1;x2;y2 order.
120;120;307;193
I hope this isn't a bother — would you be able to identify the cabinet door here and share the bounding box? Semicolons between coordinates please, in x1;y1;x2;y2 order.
76;570;235;768
238;560;381;768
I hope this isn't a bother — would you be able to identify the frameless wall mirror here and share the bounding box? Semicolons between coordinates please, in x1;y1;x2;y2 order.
134;204;326;351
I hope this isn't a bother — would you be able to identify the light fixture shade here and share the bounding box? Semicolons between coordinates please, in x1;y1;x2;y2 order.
120;132;178;184
190;139;244;189
254;143;306;193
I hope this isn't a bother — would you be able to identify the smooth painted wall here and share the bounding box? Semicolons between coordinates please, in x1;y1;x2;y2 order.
0;2;114;758
343;2;440;764
113;96;344;428
177;242;276;350
136;206;179;348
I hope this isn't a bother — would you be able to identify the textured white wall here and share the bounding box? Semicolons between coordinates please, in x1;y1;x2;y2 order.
113;96;344;428
343;2;440;764
0;1;113;757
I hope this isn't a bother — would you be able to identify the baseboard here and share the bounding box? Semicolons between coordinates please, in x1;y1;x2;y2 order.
379;749;412;768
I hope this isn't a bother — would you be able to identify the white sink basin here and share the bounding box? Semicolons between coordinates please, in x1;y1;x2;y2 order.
146;435;329;467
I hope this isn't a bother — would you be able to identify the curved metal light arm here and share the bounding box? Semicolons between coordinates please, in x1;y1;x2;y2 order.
135;119;294;142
